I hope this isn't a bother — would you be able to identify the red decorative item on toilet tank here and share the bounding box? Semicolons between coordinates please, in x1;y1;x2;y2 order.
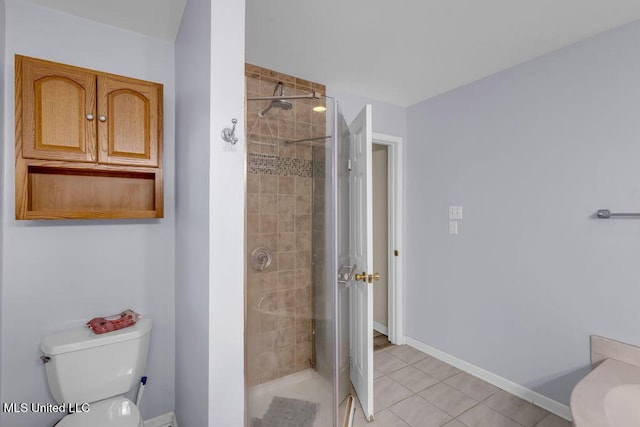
87;310;141;334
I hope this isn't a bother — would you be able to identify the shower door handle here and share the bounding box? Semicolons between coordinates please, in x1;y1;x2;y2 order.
337;264;357;284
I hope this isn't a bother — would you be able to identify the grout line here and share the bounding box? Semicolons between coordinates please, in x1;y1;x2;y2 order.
451;401;483;425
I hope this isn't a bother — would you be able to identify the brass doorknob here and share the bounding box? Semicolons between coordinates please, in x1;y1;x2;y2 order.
368;273;380;283
355;272;367;282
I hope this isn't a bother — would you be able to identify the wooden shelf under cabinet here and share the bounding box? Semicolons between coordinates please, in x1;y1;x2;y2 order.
17;161;163;220
15;55;164;220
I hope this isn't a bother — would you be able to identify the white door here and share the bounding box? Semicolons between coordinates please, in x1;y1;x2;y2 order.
349;104;374;421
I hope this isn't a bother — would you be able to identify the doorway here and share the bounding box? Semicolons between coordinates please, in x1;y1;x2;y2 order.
372;144;391;349
372;134;404;347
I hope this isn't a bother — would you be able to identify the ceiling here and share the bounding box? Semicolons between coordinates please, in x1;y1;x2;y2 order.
18;0;640;107
19;0;186;41
246;0;640;106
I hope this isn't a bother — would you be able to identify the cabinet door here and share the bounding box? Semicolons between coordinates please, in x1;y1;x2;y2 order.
18;56;97;162
97;76;162;167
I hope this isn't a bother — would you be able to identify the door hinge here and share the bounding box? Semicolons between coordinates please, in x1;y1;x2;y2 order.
347;158;352;171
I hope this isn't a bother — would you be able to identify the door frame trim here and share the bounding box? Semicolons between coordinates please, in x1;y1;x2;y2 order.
372;132;404;345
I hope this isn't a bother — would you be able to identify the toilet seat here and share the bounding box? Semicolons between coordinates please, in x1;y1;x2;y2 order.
56;397;142;427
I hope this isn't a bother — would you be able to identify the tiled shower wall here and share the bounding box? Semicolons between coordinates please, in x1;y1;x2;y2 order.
245;64;326;385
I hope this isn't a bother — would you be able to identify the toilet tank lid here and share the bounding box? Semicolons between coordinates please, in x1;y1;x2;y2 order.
41;318;152;355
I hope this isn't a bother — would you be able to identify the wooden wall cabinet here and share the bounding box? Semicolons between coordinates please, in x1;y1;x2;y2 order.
15;55;163;219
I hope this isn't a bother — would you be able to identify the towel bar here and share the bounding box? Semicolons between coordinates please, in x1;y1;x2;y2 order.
596;209;640;219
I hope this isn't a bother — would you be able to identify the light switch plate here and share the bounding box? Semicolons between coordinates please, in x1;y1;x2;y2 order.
449;221;458;235
449;206;463;219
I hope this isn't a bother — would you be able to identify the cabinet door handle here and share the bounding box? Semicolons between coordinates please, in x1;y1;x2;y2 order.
86;114;94;121
98;115;107;122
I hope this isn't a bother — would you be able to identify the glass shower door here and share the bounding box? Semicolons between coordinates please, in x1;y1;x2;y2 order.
315;99;352;426
311;97;341;427
245;84;342;426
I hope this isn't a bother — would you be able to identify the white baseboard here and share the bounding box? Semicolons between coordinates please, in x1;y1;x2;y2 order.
144;412;178;427
404;337;573;422
373;321;388;335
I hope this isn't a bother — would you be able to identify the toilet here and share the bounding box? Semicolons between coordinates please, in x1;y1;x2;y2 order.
40;318;152;426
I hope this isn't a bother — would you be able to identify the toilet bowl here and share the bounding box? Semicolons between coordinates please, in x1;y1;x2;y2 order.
41;318;152;427
55;397;142;427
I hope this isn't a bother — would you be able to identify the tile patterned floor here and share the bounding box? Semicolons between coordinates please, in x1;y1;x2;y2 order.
353;344;572;427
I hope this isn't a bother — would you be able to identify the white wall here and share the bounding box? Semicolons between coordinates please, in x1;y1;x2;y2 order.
209;0;245;424
0;0;5;406
0;1;175;425
406;20;640;405
175;0;246;425
174;0;211;424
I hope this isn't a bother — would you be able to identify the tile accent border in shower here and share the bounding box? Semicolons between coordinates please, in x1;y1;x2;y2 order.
248;153;313;177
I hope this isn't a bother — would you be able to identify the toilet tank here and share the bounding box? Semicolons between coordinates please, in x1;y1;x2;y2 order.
40;318;152;404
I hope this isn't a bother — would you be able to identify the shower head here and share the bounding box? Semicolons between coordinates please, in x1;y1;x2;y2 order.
271;99;293;110
258;82;293;117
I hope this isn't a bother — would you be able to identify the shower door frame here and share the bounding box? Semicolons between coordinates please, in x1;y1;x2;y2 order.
328;97;341;427
317;97;352;426
308;97;342;427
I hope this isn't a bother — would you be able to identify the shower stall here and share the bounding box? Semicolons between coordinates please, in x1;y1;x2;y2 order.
244;64;351;427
